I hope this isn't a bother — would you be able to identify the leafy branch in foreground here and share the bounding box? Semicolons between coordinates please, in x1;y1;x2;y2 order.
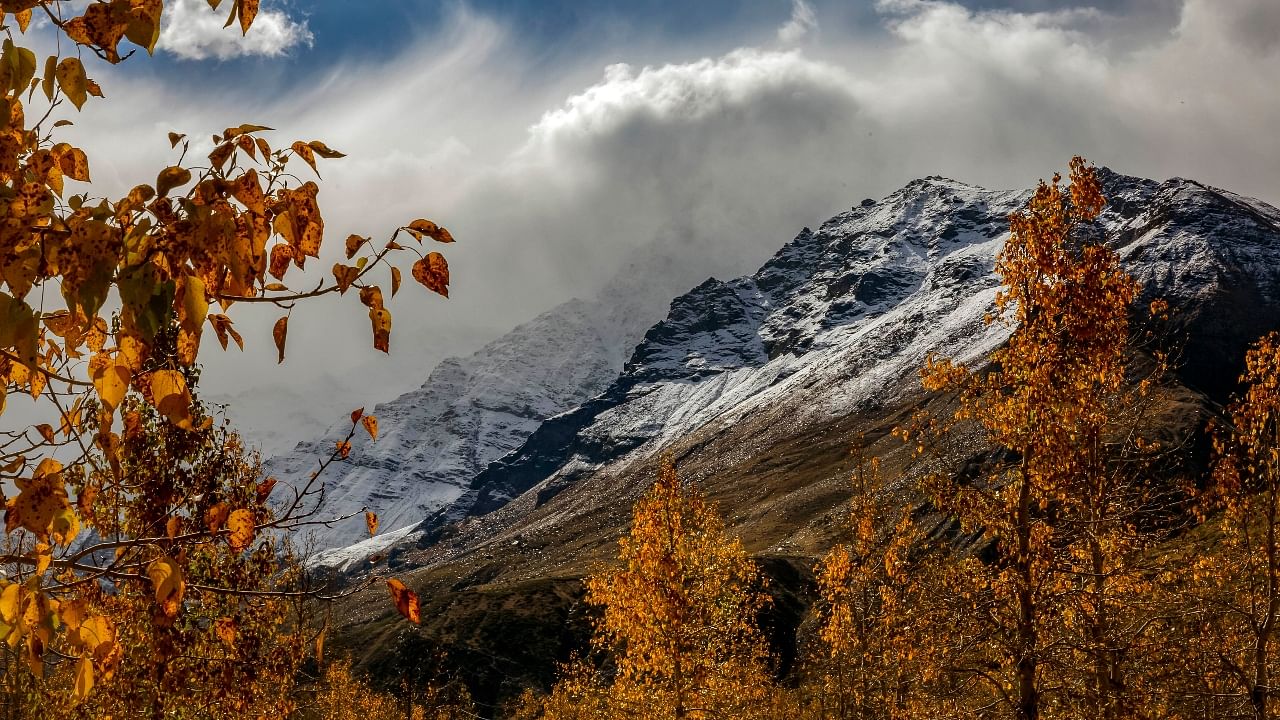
0;0;455;706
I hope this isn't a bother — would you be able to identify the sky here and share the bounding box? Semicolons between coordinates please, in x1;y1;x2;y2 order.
20;0;1280;445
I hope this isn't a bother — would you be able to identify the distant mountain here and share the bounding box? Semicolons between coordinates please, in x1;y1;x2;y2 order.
270;241;758;557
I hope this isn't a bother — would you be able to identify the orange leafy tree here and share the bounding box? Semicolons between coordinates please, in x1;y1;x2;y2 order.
803;446;915;720
543;458;777;720
0;386;314;718
0;0;452;707
903;158;1168;720
1175;332;1280;719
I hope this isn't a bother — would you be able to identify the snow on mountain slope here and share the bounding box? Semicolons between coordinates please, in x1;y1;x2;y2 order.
267;299;629;556
275;237;774;559
392;169;1280;555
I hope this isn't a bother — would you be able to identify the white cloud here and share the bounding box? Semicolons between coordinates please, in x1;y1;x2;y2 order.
778;0;818;44
158;0;312;60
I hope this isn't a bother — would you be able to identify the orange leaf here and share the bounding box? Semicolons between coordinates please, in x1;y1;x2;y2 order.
272;315;288;364
291;141;318;176
214;617;237;647
412;253;450;298
204;502;230;532
344;234;366;259
407;219;455;243
386;578;421;624
227;509;255;553
366;511;378;537
255;476;276;504
369;307;391;354
361;415;378;441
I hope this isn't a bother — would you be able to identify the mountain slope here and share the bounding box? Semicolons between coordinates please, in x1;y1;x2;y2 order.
324;169;1280;706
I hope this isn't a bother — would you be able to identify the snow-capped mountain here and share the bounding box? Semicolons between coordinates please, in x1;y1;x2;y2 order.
264;298;635;556
269;238;773;557
351;169;1280;565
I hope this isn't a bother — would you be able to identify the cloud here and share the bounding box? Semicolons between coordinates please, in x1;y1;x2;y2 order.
778;0;818;44
158;0;312;60
49;0;1280;442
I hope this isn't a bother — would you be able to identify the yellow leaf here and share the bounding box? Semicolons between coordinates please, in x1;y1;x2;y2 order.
155;165;192;198
125;0;162;54
227;508;255;553
74;615;113;652
149;370;193;430
40;54;54;101
0;584;17;624
369;306;391;354
60;599;88;631
146;556;184;619
181;275;208;332
391;266;402;297
51;507;79;546
89;353;129;411
54;57;87;110
74;654;93;702
366;511;378;537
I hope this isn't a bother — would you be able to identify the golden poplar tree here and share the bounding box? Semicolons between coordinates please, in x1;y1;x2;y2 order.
1181;332;1280;719
545;458;775;720
908;158;1149;720
807;448;914;720
0;1;447;704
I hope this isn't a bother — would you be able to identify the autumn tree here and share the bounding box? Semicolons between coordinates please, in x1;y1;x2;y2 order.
803;446;914;720
0;0;453;708
543;458;776;720
904;158;1168;719
0;383;325;719
1174;332;1280;719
